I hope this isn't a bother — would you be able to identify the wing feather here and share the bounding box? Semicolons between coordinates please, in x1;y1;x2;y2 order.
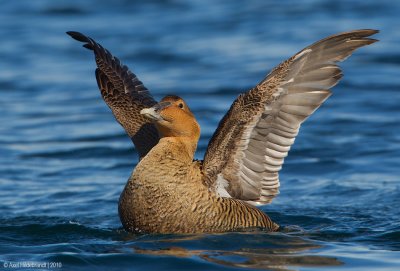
202;29;378;204
67;31;159;159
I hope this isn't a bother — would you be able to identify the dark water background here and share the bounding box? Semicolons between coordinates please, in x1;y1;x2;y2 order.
1;0;399;270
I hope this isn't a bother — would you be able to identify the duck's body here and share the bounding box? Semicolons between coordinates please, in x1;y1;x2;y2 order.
67;29;378;233
119;137;278;233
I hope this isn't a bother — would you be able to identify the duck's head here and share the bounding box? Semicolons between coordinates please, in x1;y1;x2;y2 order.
140;95;200;140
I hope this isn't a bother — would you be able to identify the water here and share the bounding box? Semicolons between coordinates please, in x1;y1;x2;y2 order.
1;0;399;270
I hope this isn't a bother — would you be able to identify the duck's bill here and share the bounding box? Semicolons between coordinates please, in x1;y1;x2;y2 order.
140;107;162;121
140;101;171;121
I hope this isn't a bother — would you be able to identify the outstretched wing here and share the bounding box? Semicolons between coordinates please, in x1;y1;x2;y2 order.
67;31;159;159
202;29;378;204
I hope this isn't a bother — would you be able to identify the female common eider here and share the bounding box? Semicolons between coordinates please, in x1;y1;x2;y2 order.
67;29;378;233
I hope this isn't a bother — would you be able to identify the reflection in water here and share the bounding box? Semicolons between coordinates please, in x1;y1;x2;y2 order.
131;233;342;270
201;250;342;271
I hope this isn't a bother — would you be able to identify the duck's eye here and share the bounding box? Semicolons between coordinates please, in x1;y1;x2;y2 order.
178;103;184;109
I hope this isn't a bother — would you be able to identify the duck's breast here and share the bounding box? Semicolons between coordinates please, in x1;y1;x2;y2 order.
119;153;208;233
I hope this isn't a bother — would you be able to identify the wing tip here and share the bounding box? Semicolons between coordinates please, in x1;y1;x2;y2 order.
355;28;379;34
344;29;379;38
66;30;94;50
346;29;380;45
362;38;380;45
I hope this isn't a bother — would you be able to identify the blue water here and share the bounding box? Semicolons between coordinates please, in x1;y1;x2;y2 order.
1;0;399;270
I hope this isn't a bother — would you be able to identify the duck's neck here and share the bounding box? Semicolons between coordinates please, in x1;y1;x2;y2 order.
157;136;197;163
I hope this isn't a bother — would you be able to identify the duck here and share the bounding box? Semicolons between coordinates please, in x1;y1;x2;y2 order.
67;29;378;233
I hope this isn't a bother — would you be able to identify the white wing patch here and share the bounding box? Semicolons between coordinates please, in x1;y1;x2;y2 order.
216;174;231;198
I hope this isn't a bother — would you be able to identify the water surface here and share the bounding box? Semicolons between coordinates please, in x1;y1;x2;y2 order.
1;0;400;270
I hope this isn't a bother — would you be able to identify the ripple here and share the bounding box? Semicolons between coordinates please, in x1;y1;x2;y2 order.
21;146;135;159
1;0;400;270
0;216;117;245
